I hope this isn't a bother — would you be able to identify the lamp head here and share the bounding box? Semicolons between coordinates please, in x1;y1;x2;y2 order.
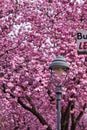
49;55;70;76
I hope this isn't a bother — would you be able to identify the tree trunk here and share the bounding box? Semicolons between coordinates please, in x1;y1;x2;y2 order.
61;101;72;130
71;123;76;130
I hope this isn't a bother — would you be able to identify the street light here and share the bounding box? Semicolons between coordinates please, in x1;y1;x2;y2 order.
49;55;70;130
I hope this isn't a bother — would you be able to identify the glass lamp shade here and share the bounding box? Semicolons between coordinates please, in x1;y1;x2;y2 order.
49;55;70;76
54;68;65;76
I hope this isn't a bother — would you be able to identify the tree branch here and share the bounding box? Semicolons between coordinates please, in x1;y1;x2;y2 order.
18;97;52;130
76;103;86;122
0;43;20;58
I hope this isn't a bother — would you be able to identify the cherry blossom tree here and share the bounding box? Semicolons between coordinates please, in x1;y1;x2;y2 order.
0;0;87;130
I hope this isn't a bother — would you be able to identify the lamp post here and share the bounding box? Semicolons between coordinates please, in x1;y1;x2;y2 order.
49;55;70;130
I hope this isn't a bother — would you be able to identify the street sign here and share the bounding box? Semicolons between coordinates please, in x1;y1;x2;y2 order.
77;30;87;54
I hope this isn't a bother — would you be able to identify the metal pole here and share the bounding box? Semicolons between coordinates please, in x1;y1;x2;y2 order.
56;85;62;130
